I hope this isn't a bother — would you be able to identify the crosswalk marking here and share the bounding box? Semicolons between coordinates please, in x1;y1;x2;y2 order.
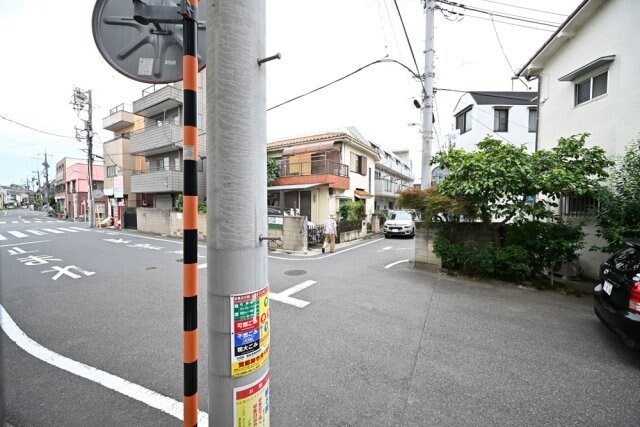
42;228;64;234
68;227;89;232
0;234;6;241
26;230;47;236
56;227;80;233
12;221;19;224
22;220;31;223
7;231;28;238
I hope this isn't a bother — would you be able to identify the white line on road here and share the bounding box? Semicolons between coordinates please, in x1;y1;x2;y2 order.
56;227;80;233
42;228;63;234
268;238;385;261
8;231;28;238
198;263;207;270
270;280;317;308
0;240;50;248
0;304;209;424
383;246;392;251
0;234;6;241
26;230;47;236
68;227;90;231
384;259;410;269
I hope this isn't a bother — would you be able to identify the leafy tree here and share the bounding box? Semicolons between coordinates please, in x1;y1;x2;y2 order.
432;134;612;225
398;187;476;223
267;158;278;186
593;138;640;252
339;200;365;222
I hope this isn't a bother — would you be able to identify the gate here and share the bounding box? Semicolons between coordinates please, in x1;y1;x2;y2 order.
123;208;137;229
307;222;324;247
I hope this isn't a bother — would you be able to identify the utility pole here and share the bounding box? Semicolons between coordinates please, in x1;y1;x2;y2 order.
421;0;436;189
207;1;270;425
42;150;50;206
73;87;95;227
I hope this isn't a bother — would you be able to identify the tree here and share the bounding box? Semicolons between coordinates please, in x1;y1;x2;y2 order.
398;187;476;223
593;138;640;253
432;134;612;226
267;158;278;186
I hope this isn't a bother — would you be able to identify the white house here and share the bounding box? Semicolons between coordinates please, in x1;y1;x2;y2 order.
452;91;538;152
517;0;640;279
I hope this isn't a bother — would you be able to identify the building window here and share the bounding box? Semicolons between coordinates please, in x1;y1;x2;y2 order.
528;108;537;133
106;165;117;177
455;107;472;134
575;71;608;106
493;108;509;132
350;153;367;175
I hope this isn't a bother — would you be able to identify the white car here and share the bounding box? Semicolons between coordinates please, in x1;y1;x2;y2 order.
383;211;415;238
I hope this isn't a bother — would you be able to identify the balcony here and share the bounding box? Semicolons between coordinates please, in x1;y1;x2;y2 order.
103;104;136;131
272;159;350;190
130;123;183;156
131;166;183;194
133;85;183;118
375;178;410;198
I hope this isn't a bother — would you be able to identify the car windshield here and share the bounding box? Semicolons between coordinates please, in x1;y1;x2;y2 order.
391;212;412;220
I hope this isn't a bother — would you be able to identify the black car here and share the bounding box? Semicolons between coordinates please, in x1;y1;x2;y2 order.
593;239;640;349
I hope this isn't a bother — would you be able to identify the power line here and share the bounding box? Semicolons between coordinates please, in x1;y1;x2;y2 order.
450;9;556;32
266;57;420;111
0;114;76;139
393;0;421;79
489;14;529;89
473;0;568;17
436;0;561;27
435;87;536;102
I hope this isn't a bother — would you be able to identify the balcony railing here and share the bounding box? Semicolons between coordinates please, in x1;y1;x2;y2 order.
131;168;183;194
276;159;349;178
130;123;183;155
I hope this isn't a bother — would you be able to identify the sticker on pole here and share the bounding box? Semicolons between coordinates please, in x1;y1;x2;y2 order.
231;285;270;377
234;370;269;426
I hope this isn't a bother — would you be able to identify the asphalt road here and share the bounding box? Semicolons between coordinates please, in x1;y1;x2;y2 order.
1;208;639;426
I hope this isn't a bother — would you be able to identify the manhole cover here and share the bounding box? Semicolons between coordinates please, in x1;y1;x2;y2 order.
284;269;307;276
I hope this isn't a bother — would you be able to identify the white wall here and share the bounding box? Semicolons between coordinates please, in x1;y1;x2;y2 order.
537;0;640;157
453;93;536;152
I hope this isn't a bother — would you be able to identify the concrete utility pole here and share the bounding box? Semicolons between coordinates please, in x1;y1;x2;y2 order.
73;88;95;227
421;0;436;189
207;1;270;425
42;150;50;206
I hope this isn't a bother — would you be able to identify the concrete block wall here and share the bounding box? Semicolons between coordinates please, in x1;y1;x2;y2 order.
136;208;172;236
170;212;208;240
414;227;442;269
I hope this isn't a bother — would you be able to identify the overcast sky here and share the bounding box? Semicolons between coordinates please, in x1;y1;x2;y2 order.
0;0;582;187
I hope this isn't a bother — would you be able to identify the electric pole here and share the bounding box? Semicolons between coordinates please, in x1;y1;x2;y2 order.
421;0;435;189
73;87;95;227
207;1;270;425
42;150;50;206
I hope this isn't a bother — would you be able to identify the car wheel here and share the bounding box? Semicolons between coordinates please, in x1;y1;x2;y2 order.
384;234;389;238
410;229;415;238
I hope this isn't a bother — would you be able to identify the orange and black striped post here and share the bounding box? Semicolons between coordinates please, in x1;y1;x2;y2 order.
182;2;199;425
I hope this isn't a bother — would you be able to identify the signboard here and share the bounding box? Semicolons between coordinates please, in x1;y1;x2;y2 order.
230;286;270;378
234;371;269;427
114;175;124;198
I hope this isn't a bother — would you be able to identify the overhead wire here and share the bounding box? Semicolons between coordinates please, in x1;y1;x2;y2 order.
472;0;569;17
0;114;76;139
436;0;561;27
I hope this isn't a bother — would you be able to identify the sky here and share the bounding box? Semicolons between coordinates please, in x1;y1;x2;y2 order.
0;0;583;187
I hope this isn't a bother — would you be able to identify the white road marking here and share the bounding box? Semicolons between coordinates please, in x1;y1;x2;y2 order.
8;231;28;238
68;227;90;231
0;304;209;424
0;221;6;224
268;238;386;261
0;240;50;248
0;234;6;241
12;221;19;224
26;230;47;236
198;263;207;270
56;227;80;233
42;228;63;234
384;259;410;269
383;246;392;251
270;280;317;308
23;220;31;223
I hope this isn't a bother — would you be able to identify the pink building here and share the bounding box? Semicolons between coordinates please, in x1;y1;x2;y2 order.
64;162;106;220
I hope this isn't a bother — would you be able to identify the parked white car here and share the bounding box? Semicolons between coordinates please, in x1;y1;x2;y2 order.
383;210;415;238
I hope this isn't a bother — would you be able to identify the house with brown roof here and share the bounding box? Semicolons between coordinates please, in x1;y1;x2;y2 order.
267;128;380;225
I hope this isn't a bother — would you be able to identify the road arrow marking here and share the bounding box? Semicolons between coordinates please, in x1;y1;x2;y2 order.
270;280;317;308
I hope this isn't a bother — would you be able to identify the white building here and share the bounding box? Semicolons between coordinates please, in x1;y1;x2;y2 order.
452;91;537;152
517;0;640;279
